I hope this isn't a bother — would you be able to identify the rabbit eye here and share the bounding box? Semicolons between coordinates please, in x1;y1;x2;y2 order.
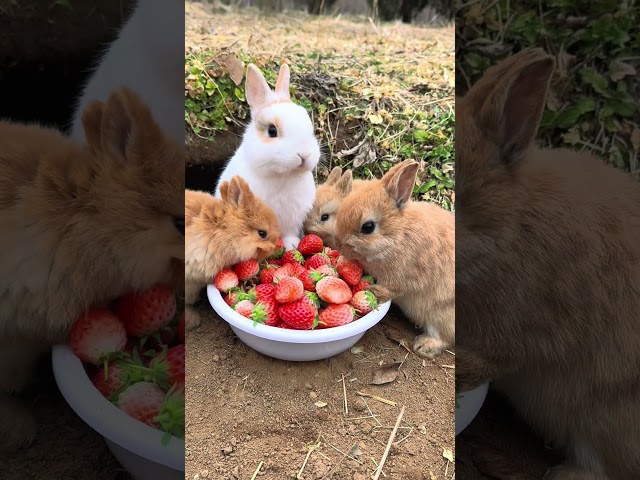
320;213;329;222
173;216;185;236
258;230;267;239
267;124;278;138
360;221;375;234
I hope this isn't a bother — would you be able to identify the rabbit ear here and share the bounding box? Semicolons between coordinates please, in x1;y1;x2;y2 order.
219;181;230;203
245;64;274;111
478;49;555;166
226;176;254;208
335;170;353;196
325;166;343;185
382;160;419;209
275;63;291;99
81;100;104;147
98;86;162;160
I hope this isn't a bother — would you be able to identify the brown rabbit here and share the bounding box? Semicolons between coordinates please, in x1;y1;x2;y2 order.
456;47;640;480
303;166;368;248
185;177;281;330
0;86;184;451
334;160;455;358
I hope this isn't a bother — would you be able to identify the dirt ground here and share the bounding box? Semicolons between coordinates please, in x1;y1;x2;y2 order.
186;302;455;480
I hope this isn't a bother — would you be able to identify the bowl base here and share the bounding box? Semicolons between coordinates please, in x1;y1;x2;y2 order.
105;439;183;480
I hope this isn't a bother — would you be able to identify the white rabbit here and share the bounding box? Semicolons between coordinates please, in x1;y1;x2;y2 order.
214;63;321;250
67;0;184;145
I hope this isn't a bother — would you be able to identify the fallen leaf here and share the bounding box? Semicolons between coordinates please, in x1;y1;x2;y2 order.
443;448;454;462
383;325;412;352
351;346;365;354
368;113;383;124
418;424;427;434
348;444;363;458
217;53;245;86
609;59;637;82
314;401;327;408
370;366;399;385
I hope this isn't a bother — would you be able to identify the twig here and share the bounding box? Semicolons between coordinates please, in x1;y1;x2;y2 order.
297;441;322;479
356;391;397;406
373;406;405;480
250;461;263;480
370;456;387;478
342;374;349;415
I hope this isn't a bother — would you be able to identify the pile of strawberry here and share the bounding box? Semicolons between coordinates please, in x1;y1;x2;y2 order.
68;284;185;444
213;234;379;330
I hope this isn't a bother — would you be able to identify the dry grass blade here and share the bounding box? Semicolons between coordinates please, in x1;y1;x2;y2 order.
342;374;349;415
356;391;397;406
250;460;263;480
373;405;406;480
297;441;322;479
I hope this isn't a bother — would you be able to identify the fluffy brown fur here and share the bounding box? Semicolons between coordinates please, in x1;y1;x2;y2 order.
185;176;280;330
0;86;184;451
303;166;367;248
334;160;455;358
456;48;640;479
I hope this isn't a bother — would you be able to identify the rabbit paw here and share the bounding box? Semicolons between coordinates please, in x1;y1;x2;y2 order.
543;465;605;480
0;396;36;452
413;334;446;359
365;284;393;304
185;306;201;331
283;235;301;251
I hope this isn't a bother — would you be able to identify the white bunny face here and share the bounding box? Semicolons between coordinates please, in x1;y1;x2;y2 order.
241;64;321;176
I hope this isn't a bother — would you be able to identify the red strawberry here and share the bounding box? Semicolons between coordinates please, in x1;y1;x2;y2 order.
318;304;355;328
117;382;185;439
268;258;285;267
250;299;279;326
255;284;276;302
274;277;304;304
268;238;286;260
295;268;316;291
350;290;378;315
224;289;245;307
150;344;185;389
353;275;375;294
324;247;341;264
305;253;331;270
315;277;353;304
214;269;239;292
302;291;321;309
234;299;255;318
298;234;324;255
278;300;318;330
233;259;260;281
177;313;185;344
116;285;177;337
315;264;338;277
282;249;304;266
91;361;131;398
273;263;295;281
69;308;127;365
337;257;363;286
259;265;279;284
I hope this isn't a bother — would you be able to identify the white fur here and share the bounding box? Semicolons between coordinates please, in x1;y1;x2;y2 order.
215;65;320;250
68;0;184;144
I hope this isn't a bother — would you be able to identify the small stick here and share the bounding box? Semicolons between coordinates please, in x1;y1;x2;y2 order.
342;374;349;415
297;441;321;479
441;364;455;369
250;461;263;480
373;406;405;480
357;391;397;406
370;456;387;478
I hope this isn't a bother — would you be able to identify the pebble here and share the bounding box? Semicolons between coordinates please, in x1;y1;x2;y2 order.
309;391;318;399
199;470;209;478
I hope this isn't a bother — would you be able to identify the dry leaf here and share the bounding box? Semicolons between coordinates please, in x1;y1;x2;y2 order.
442;448;454;462
383;325;412;352
418;424;427;435
314;401;327;408
348;444;363;458
351;346;365;354
217;53;245;86
368;113;383;124
370;366;399;385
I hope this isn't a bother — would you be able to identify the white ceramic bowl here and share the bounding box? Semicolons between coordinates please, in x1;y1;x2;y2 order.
207;284;391;361
52;345;185;480
455;382;489;436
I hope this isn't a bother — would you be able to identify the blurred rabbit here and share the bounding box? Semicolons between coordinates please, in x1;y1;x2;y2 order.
456;48;640;479
0;87;184;451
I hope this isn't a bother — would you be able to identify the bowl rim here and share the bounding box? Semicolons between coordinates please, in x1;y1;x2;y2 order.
207;284;391;343
51;344;184;471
